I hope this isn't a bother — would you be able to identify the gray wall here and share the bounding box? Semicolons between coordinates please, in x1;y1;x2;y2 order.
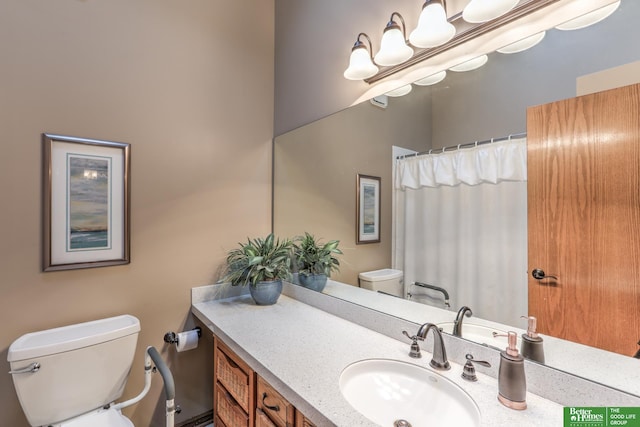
273;0;640;296
274;0;421;135
274;0;636;136
430;1;640;146
274;90;432;286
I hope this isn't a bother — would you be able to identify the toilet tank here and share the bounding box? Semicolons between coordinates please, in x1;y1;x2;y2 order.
358;268;404;297
7;315;140;427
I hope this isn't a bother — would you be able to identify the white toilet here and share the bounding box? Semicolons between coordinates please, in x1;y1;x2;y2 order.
358;268;404;297
8;315;141;427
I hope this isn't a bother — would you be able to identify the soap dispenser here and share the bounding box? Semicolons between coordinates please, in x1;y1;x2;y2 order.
498;331;527;410
520;316;545;363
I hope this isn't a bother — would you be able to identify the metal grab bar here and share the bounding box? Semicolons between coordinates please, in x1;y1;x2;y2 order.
408;282;451;307
114;346;178;427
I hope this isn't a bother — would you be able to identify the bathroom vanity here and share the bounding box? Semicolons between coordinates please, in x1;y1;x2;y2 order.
191;284;582;426
213;335;315;427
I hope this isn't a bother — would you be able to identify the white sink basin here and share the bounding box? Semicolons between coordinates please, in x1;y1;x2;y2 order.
437;322;517;349
339;359;480;427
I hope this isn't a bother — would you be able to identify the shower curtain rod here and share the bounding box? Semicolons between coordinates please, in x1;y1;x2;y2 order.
397;131;527;160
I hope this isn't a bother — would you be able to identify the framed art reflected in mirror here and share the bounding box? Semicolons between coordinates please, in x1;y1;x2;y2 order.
42;133;131;271
356;174;380;244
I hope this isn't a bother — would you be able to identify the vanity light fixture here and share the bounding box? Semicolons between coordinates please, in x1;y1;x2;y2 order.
497;31;546;54
344;33;379;80
374;12;414;67
414;70;447;86
449;54;488;72
555;0;621;31
409;0;456;49
462;0;519;23
344;0;622;83
386;84;413;97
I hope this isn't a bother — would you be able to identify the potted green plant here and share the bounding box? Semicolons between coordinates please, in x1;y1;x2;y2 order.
293;232;342;292
222;233;292;305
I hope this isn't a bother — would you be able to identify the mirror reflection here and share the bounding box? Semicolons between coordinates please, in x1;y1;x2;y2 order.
274;1;640;396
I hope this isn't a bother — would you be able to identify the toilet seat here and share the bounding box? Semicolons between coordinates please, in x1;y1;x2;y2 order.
58;407;134;427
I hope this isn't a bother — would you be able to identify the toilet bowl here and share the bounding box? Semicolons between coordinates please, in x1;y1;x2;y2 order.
358;268;404;297
8;315;140;427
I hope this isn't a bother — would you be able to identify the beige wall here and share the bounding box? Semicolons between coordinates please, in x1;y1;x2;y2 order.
274;0;421;135
274;91;431;286
0;1;274;426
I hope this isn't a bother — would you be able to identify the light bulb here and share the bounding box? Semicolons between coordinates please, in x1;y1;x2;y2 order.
386;85;413;97
463;0;519;23
409;2;456;48
555;1;620;31
375;27;414;66
497;32;546;54
344;46;378;80
414;71;447;86
449;55;488;72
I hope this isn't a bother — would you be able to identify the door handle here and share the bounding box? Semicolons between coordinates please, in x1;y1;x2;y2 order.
532;268;558;281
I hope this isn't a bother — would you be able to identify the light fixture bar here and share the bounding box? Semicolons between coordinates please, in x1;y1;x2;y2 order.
365;0;560;83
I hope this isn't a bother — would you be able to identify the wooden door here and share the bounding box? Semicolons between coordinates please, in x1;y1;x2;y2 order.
527;83;640;356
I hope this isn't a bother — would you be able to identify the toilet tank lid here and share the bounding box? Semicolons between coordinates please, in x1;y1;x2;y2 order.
358;268;403;281
8;315;140;362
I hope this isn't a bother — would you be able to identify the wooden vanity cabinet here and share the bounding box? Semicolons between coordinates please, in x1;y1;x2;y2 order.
214;337;255;427
213;335;316;427
256;375;295;427
294;410;315;427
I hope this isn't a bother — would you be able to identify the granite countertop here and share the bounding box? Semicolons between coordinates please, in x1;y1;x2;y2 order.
192;294;563;426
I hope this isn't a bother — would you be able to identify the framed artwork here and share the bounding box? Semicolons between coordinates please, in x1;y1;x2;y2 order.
356;174;380;244
42;133;131;271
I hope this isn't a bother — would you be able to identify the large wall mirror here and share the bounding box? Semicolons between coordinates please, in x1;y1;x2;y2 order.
274;1;640;396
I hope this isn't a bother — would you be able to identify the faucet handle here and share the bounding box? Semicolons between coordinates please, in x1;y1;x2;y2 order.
461;354;491;382
402;330;424;358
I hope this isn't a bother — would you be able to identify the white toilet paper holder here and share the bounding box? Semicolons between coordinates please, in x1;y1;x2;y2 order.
163;326;202;346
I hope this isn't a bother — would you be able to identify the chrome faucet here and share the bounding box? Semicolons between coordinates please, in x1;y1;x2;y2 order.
417;323;450;371
452;306;473;337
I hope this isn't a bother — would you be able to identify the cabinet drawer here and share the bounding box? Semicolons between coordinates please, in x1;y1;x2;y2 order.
256;408;278;427
257;376;295;427
215;340;252;413
295;410;317;427
214;414;228;427
215;382;249;427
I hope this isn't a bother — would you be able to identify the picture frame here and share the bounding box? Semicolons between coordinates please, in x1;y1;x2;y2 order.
356;174;381;244
42;133;131;271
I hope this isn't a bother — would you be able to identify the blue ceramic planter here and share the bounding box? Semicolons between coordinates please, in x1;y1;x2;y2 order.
249;280;283;305
298;273;328;292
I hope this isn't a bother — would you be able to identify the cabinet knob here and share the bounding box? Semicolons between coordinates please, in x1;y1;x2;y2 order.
262;392;280;412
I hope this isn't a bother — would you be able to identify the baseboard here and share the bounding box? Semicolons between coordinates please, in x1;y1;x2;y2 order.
175;410;213;427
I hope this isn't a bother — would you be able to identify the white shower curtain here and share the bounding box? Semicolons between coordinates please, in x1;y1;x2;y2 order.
393;138;528;326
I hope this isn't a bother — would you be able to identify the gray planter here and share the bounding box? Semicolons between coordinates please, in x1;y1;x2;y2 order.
298;273;328;292
249;280;283;305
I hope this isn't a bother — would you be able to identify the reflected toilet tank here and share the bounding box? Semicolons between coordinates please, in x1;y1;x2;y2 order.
7;315;140;427
358;268;404;297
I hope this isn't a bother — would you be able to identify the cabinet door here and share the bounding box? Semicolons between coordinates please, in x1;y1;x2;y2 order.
215;338;254;413
257;376;295;427
215;382;249;427
527;82;640;355
214;336;255;427
257;408;278;427
295;410;317;427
